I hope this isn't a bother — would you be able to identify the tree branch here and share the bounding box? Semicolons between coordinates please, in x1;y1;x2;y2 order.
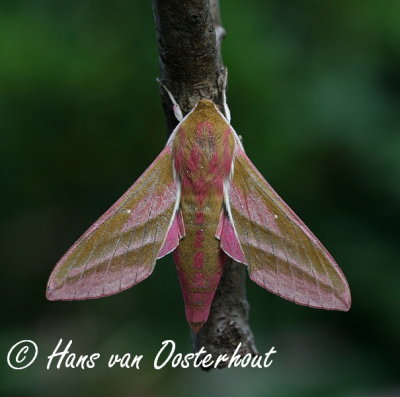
152;0;258;368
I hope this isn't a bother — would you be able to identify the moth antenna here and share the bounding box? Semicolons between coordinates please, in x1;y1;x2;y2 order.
221;68;231;123
156;78;183;121
215;26;226;43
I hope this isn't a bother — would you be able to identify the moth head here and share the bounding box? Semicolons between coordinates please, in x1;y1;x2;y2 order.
195;99;218;111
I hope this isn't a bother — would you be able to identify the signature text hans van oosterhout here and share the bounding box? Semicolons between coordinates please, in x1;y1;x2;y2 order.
7;339;277;370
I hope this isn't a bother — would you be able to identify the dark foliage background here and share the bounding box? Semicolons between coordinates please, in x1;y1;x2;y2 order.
1;1;399;396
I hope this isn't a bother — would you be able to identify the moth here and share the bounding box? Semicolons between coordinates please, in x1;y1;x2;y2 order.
47;85;351;332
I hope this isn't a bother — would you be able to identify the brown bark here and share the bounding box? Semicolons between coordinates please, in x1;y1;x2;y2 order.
152;0;258;368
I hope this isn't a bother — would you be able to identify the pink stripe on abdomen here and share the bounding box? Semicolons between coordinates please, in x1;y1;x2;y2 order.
173;245;226;332
173;205;227;332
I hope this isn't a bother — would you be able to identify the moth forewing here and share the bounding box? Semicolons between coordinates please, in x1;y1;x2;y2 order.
47;145;180;301
225;149;351;311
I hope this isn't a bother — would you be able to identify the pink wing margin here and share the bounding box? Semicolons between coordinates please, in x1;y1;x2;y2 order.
47;145;180;301
222;148;351;311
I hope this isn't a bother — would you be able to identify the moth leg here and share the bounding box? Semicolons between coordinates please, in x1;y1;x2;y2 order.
156;78;183;121
221;68;231;123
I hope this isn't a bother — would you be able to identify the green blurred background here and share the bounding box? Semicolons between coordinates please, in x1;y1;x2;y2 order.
1;1;399;396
